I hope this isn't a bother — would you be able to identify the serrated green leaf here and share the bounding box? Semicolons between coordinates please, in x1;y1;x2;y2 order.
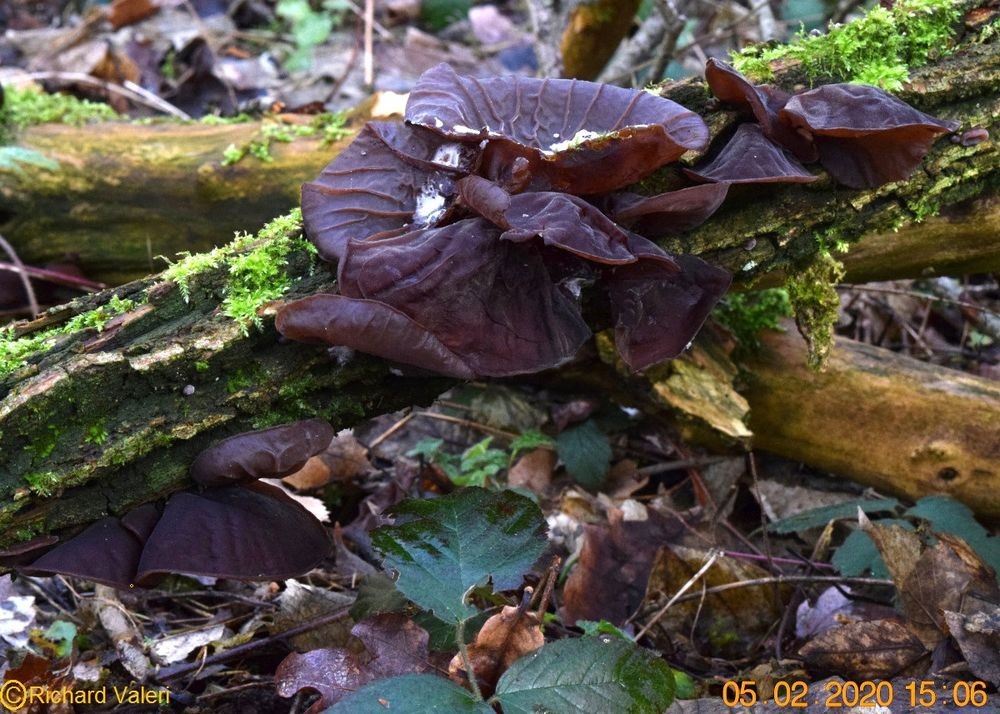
420;0;472;31
576;619;631;640
906;495;1000;578
510;430;554;460
326;673;493;713
768;498;899;534
556;419;611;489
493;635;675;714
831;519;913;578
371;488;547;624
349;573;409;621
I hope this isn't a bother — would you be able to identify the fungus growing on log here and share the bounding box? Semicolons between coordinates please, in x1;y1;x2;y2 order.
685;124;817;184
16;424;334;588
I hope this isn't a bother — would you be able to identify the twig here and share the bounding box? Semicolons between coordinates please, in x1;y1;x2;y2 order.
414;410;521;440
363;0;375;88
24;72;191;120
524;0;563;77
0;234;40;318
366;410;414;449
632;548;722;641
837;283;1000;319
94;584;153;682
156;606;351;681
636;455;732;476
751;0;781;42
0;262;106;292
649;0;687;84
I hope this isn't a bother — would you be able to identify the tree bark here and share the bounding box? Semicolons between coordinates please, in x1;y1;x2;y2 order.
3;8;1000;549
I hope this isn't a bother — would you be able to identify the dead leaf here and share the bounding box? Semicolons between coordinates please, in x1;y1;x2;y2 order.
271;580;354;652
795;586;898;639
862;519;923;587
561;506;684;626
284;430;372;489
108;0;159;29
944;604;1000;686
275;614;432;713
798;619;926;680
605;459;649;500
508;447;556;492
448;605;544;695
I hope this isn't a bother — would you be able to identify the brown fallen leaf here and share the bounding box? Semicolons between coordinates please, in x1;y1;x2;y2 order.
275;614;432;713
448;605;544;696
284;431;372;490
107;0;159;29
798;619;927;680
944;604;1000;686
508;447;556;493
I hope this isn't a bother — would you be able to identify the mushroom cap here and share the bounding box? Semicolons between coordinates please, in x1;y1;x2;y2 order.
0;535;58;568
22;518;144;589
686;124;816;184
607;183;730;237
135;482;332;582
190;418;335;487
406;63;709;194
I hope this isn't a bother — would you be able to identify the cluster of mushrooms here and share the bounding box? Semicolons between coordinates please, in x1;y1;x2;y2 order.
2;62;959;586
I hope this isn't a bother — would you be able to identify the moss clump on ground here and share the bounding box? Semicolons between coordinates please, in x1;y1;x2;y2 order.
1;86;118;138
162;208;316;332
0;295;137;380
220;112;351;165
785;252;845;369
732;0;961;89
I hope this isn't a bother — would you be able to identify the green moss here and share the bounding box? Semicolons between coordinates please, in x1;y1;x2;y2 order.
220;112;350;165
84;420;109;446
1;86;118;140
0;296;137;380
194;360;210;372
713;288;792;350
24;471;60;498
785;252;845;369
731;0;961;89
226;367;258;394
25;425;60;462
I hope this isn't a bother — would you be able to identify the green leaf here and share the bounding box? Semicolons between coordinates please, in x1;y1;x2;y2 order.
0;146;59;174
371;488;547;624
456;438;506;487
575;619;631;640
509;430;554;461
41;621;77;658
493;635;675;714
420;0;472;31
767;498;899;534
349;573;409;620
326;673;493;713
906;496;1000;578
556;419;611;489
831;519;913;578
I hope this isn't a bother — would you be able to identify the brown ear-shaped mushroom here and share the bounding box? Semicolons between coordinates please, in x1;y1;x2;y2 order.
276;293;477;379
406;63;709;194
190;419;335;487
135;482;331;582
334;218;591;377
686;124;817;184
607;183;730;238
0;535;58;568
779;84;958;189
704;58;817;162
301;122;472;262
608;254;732;371
21;518;145;589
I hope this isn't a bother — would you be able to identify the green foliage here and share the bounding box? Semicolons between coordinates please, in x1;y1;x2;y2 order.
37;621;78;658
785;252;845;370
276;0;349;71
0;296;137;380
906;496;1000;574
492;636;675;713
768;497;900;533
555;419;612;489
731;0;961;89
24;470;60;497
713;288;792;350
371;487;547;624
407;430;553;488
421;0;472;31
84;420;109;446
330;637;676;713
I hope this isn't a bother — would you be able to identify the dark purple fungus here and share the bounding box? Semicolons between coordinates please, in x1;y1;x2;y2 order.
190;418;335;486
276;294;477;379
608;254;732;370
22;518;145;588
780;84;958;189
135;483;331;582
0;535;58;568
686;124;817;184
405;63;710;194
335;218;592;376
606;183;730;237
301;122;478;262
704;58;817;162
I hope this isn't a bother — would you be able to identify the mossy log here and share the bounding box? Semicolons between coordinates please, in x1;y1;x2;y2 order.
2;27;1000;287
2;11;1000;550
742;323;1000;519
